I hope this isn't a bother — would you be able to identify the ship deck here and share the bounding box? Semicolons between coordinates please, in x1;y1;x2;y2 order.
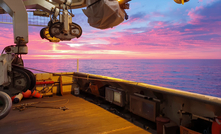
0;94;150;134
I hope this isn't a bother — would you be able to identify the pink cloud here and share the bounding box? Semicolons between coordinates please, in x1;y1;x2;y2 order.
1;1;221;59
1;19;220;59
187;6;204;25
2;26;221;59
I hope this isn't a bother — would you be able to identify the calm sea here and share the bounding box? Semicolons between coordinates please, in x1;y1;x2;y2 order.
24;59;221;98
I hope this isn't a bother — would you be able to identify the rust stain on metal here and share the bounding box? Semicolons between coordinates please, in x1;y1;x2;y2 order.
89;83;99;96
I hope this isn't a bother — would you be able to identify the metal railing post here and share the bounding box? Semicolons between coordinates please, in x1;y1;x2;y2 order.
77;59;79;72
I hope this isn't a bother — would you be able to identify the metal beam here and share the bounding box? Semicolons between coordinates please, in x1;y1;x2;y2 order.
0;0;28;44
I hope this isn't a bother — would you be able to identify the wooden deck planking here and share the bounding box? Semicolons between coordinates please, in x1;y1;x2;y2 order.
0;95;150;134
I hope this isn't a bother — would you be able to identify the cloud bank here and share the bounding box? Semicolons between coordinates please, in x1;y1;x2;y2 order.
0;0;220;59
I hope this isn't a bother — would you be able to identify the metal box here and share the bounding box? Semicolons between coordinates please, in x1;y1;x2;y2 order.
105;87;125;107
180;126;201;134
130;95;159;122
0;54;11;86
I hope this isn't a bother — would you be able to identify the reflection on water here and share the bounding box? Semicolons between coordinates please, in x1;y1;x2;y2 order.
24;59;221;97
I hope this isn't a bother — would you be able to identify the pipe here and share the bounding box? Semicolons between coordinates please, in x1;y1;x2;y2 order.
36;81;55;85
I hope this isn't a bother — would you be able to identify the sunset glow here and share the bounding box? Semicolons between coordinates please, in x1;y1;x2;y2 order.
0;0;221;59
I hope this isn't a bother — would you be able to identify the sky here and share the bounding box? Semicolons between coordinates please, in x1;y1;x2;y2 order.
0;0;221;59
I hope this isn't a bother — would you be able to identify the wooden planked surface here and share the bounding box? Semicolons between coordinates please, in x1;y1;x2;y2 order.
0;94;151;134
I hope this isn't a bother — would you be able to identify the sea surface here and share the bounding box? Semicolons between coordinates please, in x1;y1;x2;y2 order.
24;59;221;98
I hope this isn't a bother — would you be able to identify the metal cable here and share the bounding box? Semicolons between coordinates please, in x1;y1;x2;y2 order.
12;64;139;84
13;99;70;111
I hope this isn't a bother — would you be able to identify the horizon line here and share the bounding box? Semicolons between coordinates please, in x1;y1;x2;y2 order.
23;58;221;60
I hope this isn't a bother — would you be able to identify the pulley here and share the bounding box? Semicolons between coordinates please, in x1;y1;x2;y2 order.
69;22;83;38
49;22;82;41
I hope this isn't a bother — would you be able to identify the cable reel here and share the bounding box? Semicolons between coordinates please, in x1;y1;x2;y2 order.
12;66;36;92
49;22;82;40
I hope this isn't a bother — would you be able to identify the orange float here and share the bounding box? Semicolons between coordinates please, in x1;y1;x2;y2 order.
212;116;221;134
31;90;42;98
11;95;16;101
22;90;32;98
13;93;23;104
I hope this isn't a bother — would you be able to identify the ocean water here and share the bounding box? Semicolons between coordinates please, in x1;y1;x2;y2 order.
24;59;221;98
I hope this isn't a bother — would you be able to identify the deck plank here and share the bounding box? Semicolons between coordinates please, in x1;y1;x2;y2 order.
0;95;150;134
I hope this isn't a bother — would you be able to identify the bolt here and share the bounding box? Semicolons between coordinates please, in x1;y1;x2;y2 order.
17;80;22;84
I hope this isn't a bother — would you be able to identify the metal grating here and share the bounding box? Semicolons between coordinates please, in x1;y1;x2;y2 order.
0;14;12;24
105;87;125;107
27;12;49;27
0;11;49;27
105;87;114;103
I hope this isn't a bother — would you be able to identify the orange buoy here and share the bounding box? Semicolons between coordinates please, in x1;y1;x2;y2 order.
212;116;221;134
11;95;16;101
22;90;32;98
13;93;23;104
31;90;42;98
